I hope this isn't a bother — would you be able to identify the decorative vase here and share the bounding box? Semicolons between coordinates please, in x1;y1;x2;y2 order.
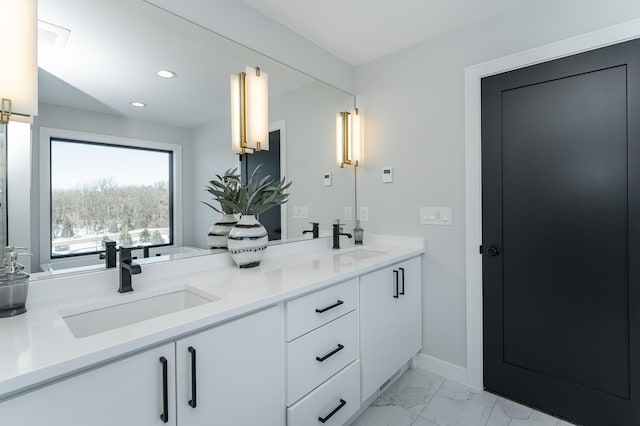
227;215;268;268
207;213;238;249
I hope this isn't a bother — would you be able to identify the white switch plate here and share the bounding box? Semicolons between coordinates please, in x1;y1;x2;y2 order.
359;206;369;222
293;206;309;219
344;206;353;221
323;172;332;186
420;207;452;225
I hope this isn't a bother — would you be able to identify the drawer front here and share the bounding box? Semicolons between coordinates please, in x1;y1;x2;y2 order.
287;310;358;405
288;360;360;426
286;278;357;341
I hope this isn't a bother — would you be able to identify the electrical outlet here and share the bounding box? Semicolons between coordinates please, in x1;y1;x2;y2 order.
359;206;369;222
344;206;353;221
293;206;309;219
420;207;452;225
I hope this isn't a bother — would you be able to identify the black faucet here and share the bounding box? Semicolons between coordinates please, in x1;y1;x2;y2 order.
100;239;117;268
119;246;142;293
332;221;353;249
303;222;319;239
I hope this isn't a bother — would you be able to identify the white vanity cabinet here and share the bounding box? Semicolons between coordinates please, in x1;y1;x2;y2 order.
360;256;422;400
285;278;361;425
0;342;177;426
175;306;283;426
0;307;282;426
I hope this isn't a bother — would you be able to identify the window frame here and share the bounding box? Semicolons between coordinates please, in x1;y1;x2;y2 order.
39;127;183;266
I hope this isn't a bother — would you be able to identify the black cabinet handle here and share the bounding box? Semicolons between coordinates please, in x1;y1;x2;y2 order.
159;356;169;423
315;344;345;362
318;399;347;423
188;346;197;408
393;270;399;298
316;300;344;313
484;244;501;257
399;267;405;295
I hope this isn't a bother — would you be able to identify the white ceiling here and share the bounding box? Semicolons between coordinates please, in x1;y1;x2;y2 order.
240;0;539;65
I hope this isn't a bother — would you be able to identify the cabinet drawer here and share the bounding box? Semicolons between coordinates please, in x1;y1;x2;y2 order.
286;278;357;341
287;310;358;405
288;360;360;426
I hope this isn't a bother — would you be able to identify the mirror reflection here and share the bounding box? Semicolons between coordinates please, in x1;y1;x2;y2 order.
23;0;355;277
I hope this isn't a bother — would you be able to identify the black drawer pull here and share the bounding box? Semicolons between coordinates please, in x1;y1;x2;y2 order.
318;399;347;423
316;300;344;313
188;346;197;408
399;267;405;295
393;270;399;298
315;344;345;362
159;356;169;423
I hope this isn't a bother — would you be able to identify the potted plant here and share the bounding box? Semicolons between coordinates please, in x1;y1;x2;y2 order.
226;165;292;268
203;168;242;249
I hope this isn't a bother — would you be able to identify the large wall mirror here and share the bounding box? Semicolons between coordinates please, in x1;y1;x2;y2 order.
24;0;355;276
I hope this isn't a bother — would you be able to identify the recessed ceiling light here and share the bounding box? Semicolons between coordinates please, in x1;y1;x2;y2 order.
156;70;177;79
130;101;146;108
38;20;71;48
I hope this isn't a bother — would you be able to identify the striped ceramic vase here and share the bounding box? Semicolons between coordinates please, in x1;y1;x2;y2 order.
207;213;238;249
227;214;268;268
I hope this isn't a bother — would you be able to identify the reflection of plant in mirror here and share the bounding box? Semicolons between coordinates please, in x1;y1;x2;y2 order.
203;166;292;216
236;165;292;216
203;168;243;215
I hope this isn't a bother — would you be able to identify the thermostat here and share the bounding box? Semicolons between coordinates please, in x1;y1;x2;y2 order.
323;172;332;186
382;167;393;183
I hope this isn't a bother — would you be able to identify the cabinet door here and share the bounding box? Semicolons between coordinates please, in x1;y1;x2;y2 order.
176;306;283;426
360;256;422;399
0;343;176;426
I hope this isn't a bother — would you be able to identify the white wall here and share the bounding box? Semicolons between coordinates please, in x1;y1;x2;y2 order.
31;103;193;269
355;0;640;371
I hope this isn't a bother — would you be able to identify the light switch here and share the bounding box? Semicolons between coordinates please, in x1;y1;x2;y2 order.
323;172;332;186
359;206;369;222
420;207;452;225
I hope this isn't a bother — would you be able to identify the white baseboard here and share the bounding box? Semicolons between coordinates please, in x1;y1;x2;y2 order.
414;353;467;386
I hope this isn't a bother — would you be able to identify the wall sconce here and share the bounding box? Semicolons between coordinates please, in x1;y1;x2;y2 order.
336;108;361;167
231;66;269;154
0;0;38;123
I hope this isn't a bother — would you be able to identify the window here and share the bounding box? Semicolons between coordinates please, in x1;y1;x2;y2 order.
49;138;173;258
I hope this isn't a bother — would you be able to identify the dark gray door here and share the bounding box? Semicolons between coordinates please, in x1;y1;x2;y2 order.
482;38;640;425
240;129;281;240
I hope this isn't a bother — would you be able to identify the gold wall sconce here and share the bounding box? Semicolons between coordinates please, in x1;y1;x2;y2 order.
336;108;361;167
0;0;38;124
231;66;269;154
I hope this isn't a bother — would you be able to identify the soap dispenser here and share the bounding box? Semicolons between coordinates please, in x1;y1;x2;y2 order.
0;246;30;318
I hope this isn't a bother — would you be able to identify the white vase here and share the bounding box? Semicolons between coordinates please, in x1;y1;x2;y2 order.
207;213;238;249
227;215;268;268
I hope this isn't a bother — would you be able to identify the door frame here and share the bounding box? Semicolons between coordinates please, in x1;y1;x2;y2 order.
464;18;640;391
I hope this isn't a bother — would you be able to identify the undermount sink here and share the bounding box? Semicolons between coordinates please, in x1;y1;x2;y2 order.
335;249;386;262
61;289;219;338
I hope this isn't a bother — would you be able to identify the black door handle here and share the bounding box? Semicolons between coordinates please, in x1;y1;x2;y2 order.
188;346;197;408
393;270;399;298
159;356;169;423
318;399;347;423
484;245;501;257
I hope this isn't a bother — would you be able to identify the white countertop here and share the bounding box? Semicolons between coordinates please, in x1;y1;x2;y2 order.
0;235;423;400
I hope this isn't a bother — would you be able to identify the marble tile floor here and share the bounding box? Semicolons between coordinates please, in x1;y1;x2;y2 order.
350;368;576;426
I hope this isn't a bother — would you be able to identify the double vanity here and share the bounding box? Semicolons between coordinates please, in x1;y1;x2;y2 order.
0;235;423;425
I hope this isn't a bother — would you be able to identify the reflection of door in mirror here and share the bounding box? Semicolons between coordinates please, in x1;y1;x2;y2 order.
240;129;281;240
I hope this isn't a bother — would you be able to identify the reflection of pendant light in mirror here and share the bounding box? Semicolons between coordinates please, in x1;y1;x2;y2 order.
231;66;269;154
336;108;361;167
0;0;37;123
